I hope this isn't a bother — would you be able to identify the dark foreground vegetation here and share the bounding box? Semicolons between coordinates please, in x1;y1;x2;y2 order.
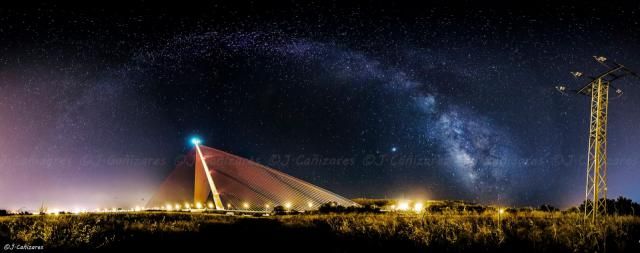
1;197;639;252
1;210;639;252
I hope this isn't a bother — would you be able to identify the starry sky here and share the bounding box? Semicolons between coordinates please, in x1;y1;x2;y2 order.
1;2;640;210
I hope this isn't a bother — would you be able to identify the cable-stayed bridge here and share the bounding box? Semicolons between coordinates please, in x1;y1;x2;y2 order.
148;141;356;212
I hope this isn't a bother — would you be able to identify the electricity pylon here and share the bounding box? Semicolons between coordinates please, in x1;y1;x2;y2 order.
556;56;637;223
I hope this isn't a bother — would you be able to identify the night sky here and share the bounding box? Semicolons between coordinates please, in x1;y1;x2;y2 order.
1;2;640;211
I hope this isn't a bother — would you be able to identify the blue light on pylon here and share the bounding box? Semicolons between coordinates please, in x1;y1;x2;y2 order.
190;137;202;145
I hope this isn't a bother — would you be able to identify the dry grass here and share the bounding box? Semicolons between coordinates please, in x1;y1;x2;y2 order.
278;211;640;252
1;211;639;252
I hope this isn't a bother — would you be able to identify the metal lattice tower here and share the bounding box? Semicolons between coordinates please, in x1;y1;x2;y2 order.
556;56;638;223
584;77;609;222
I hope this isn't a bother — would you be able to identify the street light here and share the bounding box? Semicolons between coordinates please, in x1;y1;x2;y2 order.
397;201;410;211
413;202;424;213
498;208;506;228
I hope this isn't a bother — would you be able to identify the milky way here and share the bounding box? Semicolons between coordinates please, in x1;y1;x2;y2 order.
134;31;524;202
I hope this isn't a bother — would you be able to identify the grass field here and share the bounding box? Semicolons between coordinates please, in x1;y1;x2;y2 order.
1;211;639;252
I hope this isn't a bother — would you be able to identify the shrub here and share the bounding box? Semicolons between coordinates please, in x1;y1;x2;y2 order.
318;202;380;213
538;204;559;212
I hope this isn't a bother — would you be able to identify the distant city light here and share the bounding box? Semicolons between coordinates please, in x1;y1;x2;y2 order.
243;202;249;209
196;202;203;209
184;203;191;209
165;204;173;211
397;201;410;211
284;202;292;210
307;201;313;208
498;208;506;223
208;202;214;209
413;202;423;213
391;147;398;152
175;203;181;210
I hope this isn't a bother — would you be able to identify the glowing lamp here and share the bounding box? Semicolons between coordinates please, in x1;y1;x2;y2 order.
413;203;424;213
397;201;410;211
